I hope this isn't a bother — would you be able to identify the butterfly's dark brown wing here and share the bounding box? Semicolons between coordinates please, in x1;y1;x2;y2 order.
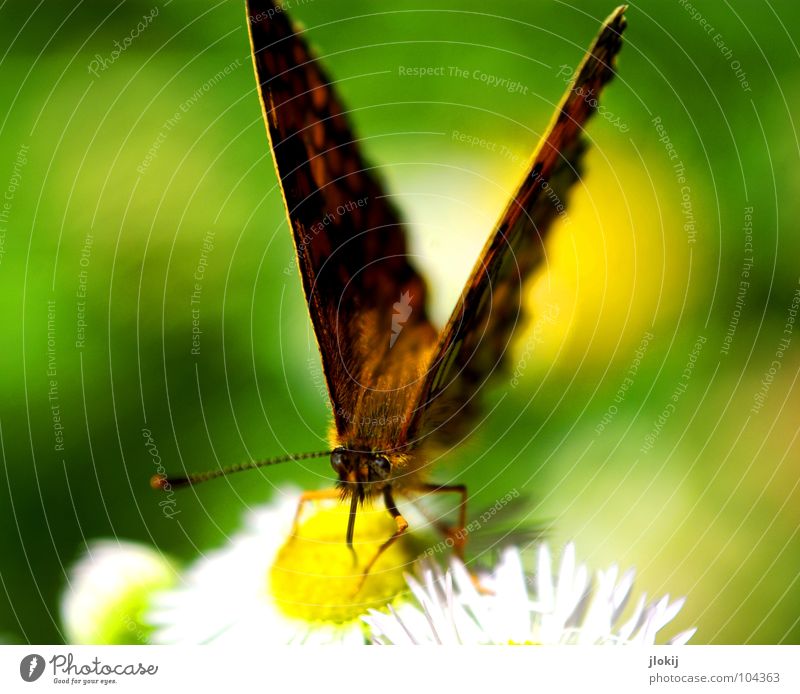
403;6;627;448
246;1;436;436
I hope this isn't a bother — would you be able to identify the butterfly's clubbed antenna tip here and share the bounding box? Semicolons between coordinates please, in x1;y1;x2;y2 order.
150;473;190;491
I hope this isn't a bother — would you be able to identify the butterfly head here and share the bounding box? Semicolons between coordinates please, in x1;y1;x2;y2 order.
330;446;393;501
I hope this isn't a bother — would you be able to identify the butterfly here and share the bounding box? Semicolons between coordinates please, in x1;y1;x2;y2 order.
155;0;627;581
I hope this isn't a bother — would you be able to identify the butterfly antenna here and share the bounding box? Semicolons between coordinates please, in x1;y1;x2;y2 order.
150;450;333;490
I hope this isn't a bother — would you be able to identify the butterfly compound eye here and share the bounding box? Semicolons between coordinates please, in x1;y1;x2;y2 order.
374;456;391;475
330;448;346;473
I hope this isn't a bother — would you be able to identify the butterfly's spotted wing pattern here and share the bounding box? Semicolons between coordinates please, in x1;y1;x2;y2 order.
246;0;437;439
403;7;627;449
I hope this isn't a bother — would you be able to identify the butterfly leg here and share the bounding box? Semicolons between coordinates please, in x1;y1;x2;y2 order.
414;482;468;559
354;486;408;593
291;487;340;535
413;482;494;595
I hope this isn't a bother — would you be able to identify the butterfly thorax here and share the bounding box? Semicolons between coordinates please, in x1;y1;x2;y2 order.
327;335;434;501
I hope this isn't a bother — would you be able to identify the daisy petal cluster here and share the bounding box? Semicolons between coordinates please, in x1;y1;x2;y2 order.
61;540;176;645
147;488;418;644
61;491;695;647
147;492;352;645
364;543;696;645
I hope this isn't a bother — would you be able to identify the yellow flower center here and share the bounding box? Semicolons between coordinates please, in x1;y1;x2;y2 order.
269;500;417;624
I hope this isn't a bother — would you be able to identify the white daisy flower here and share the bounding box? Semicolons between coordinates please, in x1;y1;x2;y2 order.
148;488;421;644
363;543;696;645
61;540;176;644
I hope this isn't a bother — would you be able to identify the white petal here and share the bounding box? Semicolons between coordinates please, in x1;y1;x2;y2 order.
656;597;686;632
611;568;636;624
669;627;697;645
616;593;647;642
536;542;555;609
493;547;531;642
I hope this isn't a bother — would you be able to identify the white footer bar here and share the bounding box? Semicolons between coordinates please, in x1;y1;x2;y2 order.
1;645;798;693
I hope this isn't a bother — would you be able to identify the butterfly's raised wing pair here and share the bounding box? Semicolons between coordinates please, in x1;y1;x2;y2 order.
156;0;627;578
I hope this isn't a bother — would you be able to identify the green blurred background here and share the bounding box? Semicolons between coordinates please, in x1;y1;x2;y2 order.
1;0;798;644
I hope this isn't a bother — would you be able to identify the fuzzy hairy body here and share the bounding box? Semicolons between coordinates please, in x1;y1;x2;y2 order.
329;321;438;503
